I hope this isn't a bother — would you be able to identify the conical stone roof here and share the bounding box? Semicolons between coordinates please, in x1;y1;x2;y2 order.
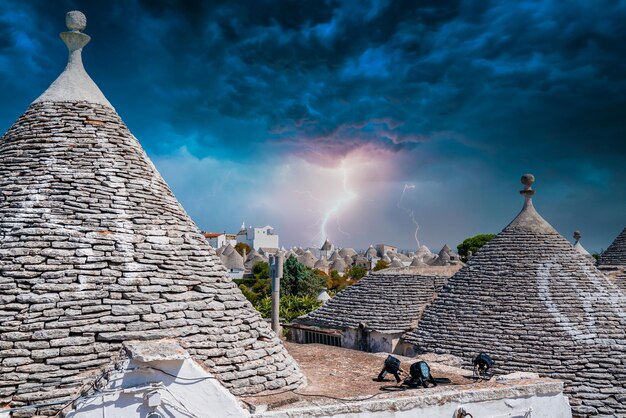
330;257;347;273
295;271;447;333
402;174;626;417
219;243;245;271
297;250;317;268
410;256;426;267
0;11;303;411
389;258;404;268
394;252;410;262
313;257;329;272
415;244;432;259
245;251;266;270
597;227;626;268
338;247;357;257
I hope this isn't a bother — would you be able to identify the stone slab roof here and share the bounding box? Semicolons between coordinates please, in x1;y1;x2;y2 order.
402;176;626;417
597;227;626;268
294;272;448;332
0;11;303;415
219;244;245;270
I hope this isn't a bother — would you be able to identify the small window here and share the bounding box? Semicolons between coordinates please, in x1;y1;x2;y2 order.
304;330;341;347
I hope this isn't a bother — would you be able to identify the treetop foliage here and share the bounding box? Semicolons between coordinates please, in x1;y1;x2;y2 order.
457;233;496;261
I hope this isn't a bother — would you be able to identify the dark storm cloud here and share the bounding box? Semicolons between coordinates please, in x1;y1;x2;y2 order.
0;0;625;250
118;0;626;173
3;0;625;163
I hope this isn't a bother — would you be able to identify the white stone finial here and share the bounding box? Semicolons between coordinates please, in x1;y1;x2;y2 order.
60;11;90;52
65;11;87;32
520;173;536;200
33;11;112;108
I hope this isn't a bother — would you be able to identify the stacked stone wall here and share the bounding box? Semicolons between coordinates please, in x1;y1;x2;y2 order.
0;102;303;413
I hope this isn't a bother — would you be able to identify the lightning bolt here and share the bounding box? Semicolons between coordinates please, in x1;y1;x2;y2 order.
318;162;357;245
398;184;420;249
294;161;358;247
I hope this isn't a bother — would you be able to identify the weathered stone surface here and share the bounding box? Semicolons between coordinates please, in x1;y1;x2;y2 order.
597;228;626;268
32;329;70;340
403;191;626;418
0;13;304;414
296;272;447;332
0;101;304;412
110;304;151;316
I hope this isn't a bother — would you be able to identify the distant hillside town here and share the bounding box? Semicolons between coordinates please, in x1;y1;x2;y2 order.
202;223;464;279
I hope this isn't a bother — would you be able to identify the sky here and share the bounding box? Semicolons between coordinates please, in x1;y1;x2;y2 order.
0;0;625;252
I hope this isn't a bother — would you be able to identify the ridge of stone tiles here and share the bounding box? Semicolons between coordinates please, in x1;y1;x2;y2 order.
0;102;303;413
295;272;447;332
402;206;626;417
597;227;626;267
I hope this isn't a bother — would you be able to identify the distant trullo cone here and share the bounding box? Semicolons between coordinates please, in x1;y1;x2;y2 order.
596;227;626;268
0;10;303;413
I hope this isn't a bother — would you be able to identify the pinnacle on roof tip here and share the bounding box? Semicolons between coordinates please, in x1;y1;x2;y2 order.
33;11;112;108
520;173;535;198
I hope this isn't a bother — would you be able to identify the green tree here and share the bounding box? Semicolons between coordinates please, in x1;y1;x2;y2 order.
327;270;350;292
457;234;496;261
346;266;367;281
282;255;325;297
238;284;261;305
252;261;270;281
234;242;251;257
373;259;389;271
254;295;322;322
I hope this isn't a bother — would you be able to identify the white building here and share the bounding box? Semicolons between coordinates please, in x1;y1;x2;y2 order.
376;243;398;257
237;223;279;251
204;232;238;249
204;232;226;249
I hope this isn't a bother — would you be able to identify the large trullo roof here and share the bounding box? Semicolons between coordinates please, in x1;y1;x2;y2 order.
0;11;303;413
596;227;626;268
402;174;626;417
294;271;447;333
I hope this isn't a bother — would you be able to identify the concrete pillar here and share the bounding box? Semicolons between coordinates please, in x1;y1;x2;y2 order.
269;253;284;334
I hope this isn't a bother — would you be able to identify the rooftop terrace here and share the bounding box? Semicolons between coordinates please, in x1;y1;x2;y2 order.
243;343;571;418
